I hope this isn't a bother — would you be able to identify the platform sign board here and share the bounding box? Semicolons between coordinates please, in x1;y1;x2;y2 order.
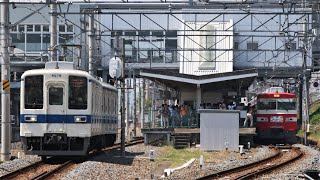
109;57;122;78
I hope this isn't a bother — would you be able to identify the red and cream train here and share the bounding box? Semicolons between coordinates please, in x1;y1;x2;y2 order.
255;87;298;143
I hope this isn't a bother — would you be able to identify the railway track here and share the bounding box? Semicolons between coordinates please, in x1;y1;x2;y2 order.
0;137;144;180
197;145;303;180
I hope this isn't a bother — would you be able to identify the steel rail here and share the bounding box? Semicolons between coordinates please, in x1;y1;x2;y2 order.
0;161;44;180
34;138;145;179
31;160;73;180
0;137;144;180
196;146;282;180
235;147;303;180
196;146;303;180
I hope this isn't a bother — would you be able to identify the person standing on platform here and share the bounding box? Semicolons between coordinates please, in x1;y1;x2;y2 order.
179;103;188;126
162;104;170;128
219;101;227;110
243;103;254;127
158;105;163;127
169;105;178;127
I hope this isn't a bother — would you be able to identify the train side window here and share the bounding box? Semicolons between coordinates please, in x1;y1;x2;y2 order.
25;75;43;109
69;76;87;109
49;87;63;105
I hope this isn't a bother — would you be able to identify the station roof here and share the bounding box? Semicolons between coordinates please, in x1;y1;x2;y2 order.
139;68;258;90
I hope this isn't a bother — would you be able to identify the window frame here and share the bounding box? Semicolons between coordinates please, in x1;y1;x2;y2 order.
247;41;259;50
24;75;44;109
68;76;88;110
49;86;64;105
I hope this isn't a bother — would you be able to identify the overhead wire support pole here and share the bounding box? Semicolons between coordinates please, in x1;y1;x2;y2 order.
126;76;129;138
50;0;58;62
141;78;145;130
121;34;126;157
88;14;95;75
133;70;136;137
302;0;310;146
1;0;11;161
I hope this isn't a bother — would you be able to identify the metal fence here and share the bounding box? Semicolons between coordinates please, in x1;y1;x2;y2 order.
141;108;251;129
143;108;199;129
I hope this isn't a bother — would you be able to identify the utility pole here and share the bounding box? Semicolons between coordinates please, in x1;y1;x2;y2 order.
138;78;141;114
88;14;94;75
133;70;137;137
50;0;57;62
1;0;11;161
121;35;126;156
141;78;145;130
126;78;129;138
302;0;310;145
152;81;156;127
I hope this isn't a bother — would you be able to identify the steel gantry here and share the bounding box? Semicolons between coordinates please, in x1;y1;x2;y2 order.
7;0;319;75
40;0;317;75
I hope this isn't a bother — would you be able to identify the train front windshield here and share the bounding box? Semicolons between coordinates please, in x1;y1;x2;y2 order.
25;75;44;109
68;76;88;109
257;98;296;110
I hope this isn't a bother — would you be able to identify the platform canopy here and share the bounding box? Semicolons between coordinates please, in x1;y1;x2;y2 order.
139;69;258;91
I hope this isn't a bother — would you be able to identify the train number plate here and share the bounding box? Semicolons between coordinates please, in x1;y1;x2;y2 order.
270;116;283;122
52;74;62;78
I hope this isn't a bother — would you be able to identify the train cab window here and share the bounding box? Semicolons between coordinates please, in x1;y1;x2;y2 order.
69;76;87;109
49;87;63;105
257;99;276;110
25;75;43;109
277;99;296;110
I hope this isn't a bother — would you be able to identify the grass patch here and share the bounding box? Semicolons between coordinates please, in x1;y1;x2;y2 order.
296;100;320;142
160;146;205;168
310;100;320;124
309;100;320;142
310;131;320;140
309;125;320;139
310;101;320;115
311;113;320;124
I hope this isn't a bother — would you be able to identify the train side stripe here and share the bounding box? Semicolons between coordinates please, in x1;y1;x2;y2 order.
20;114;118;124
20;114;92;124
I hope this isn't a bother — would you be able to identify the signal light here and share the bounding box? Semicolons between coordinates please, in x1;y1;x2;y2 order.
314;82;319;87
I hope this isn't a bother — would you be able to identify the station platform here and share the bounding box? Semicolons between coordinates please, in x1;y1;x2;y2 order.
141;127;257;147
239;127;257;136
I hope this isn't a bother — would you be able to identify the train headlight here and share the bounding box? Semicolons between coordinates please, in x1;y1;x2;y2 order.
24;115;37;122
74;116;87;123
256;117;268;122
285;117;297;122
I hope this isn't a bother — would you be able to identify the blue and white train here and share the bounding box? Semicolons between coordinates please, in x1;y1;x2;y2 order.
20;62;118;158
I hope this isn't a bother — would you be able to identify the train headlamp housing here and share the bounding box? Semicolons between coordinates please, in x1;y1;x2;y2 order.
256;117;268;122
285;117;297;122
74;116;87;123
24;115;37;122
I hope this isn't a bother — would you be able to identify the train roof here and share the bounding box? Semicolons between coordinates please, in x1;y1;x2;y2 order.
257;92;296;98
21;62;117;91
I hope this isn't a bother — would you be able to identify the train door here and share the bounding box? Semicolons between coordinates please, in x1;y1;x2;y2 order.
46;83;67;132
